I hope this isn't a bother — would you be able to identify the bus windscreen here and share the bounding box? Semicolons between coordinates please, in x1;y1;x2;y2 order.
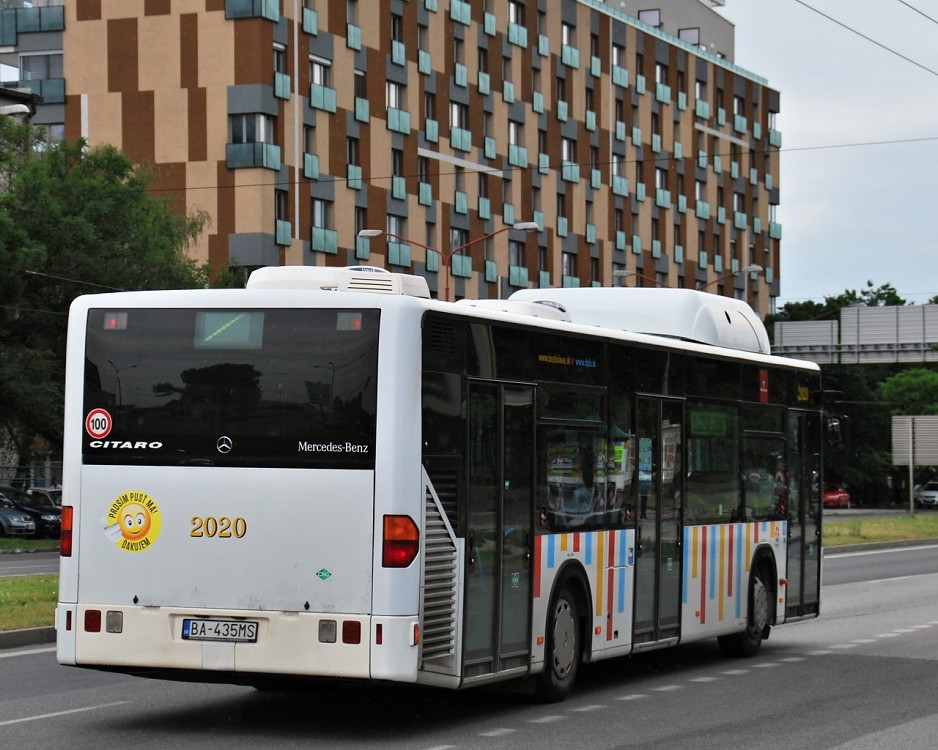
82;308;379;469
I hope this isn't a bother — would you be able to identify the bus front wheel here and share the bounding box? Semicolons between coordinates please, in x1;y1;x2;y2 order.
537;588;581;702
718;568;770;658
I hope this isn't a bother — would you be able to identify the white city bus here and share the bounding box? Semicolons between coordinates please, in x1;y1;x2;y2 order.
57;266;823;701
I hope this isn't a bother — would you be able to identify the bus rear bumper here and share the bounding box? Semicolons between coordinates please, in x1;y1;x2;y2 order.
56;604;401;680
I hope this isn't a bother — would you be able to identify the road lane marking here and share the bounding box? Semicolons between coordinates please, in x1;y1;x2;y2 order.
0;701;129;727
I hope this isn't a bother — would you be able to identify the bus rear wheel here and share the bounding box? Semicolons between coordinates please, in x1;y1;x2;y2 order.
718;568;770;658
537;588;581;702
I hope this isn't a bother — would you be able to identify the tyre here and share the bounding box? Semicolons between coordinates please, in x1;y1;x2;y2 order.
537;588;581;702
717;568;770;658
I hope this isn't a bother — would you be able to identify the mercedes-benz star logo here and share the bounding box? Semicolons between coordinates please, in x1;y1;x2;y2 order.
216;436;233;454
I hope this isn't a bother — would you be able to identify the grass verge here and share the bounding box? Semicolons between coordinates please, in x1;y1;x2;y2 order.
824;513;938;547
0;574;57;631
0;538;59;553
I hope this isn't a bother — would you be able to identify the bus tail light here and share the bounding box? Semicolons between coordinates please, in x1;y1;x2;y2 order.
382;515;419;568
60;506;74;557
84;609;102;632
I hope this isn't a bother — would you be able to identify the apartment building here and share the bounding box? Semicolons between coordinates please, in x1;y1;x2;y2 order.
61;0;781;313
0;0;65;140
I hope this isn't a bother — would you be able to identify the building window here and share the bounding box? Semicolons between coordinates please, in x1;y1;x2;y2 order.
310;56;331;86
679;27;700;46
509;120;522;146
273;44;286;74
509;240;524;267
562;251;575;277
275;189;288;222
354;69;366;98
346;0;358;24
386;80;402;110
347;136;359;166
312;197;332;228
562;137;575;162
508;0;524;25
388;214;406;237
391;12;402;42
450;101;468;129
424;90;436;120
230;113;276;144
638;9;661;28
561;22;574;46
612;43;624;69
19;52;63;81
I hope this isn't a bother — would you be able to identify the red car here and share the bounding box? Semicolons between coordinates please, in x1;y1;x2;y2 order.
823;483;851;509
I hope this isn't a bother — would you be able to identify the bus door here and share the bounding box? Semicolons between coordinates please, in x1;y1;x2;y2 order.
633;397;683;645
464;381;535;679
785;411;821;619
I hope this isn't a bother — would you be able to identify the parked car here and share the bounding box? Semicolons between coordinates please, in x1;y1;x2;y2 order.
822;483;851;509
27;486;62;507
0;496;36;537
914;481;938;508
0;486;61;538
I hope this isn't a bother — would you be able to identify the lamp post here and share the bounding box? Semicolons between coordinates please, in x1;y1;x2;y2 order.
612;269;669;288
358;221;539;301
696;264;762;292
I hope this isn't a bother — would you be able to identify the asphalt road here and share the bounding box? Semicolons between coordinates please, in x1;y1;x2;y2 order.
1;546;937;749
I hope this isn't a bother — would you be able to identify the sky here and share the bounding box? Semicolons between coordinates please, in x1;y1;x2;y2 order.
715;0;938;305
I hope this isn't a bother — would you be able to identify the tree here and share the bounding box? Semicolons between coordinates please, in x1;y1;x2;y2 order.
878;368;938;416
0;122;210;467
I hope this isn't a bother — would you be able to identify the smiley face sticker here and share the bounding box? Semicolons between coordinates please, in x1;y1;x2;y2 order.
104;491;161;552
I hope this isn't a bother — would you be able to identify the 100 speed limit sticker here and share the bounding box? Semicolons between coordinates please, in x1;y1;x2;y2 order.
85;408;112;439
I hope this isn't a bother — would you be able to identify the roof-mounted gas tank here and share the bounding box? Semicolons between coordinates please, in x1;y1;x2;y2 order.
246;265;430;298
509;287;771;355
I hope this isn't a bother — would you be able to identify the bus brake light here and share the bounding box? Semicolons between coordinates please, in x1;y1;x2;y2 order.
60;506;74;557
382;515;419;568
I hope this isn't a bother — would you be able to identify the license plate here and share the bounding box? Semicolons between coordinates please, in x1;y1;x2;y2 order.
182;618;258;643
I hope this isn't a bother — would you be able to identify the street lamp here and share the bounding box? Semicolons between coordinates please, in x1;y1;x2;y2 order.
696;264;762;292
612;269;669;288
358;221;539;301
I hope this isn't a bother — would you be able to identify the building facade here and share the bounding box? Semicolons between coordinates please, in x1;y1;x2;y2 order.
62;0;782;314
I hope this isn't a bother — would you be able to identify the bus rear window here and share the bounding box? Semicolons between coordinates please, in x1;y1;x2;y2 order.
83;308;379;469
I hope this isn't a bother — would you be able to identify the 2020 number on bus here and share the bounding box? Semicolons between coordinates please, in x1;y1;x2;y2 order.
189;516;247;538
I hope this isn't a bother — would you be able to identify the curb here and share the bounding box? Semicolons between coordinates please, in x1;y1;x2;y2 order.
0;626;56;650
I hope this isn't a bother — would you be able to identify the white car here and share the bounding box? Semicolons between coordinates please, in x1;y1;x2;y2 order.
915;481;938;508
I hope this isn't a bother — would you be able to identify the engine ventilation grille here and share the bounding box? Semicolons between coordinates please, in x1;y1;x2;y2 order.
420;485;459;673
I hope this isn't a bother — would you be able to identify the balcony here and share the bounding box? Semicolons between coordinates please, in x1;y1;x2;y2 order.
355;236;370;261
452;254;472;278
419;181;433;206
508;144;528;168
387;107;411;135
275;220;292;246
309;83;336;113
346;23;361;50
450;127;472;152
486;260;499;283
226;142;280;170
355;97;369;123
302;7;318;34
425;118;439;143
391;40;406;66
274;72;290;100
303;153;319;179
509;265;529;287
311;227;338;255
347;164;363;190
388;241;411;268
225;0;278;21
508;22;528;48
450;0;471;25
14;78;64;105
561;44;579;68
